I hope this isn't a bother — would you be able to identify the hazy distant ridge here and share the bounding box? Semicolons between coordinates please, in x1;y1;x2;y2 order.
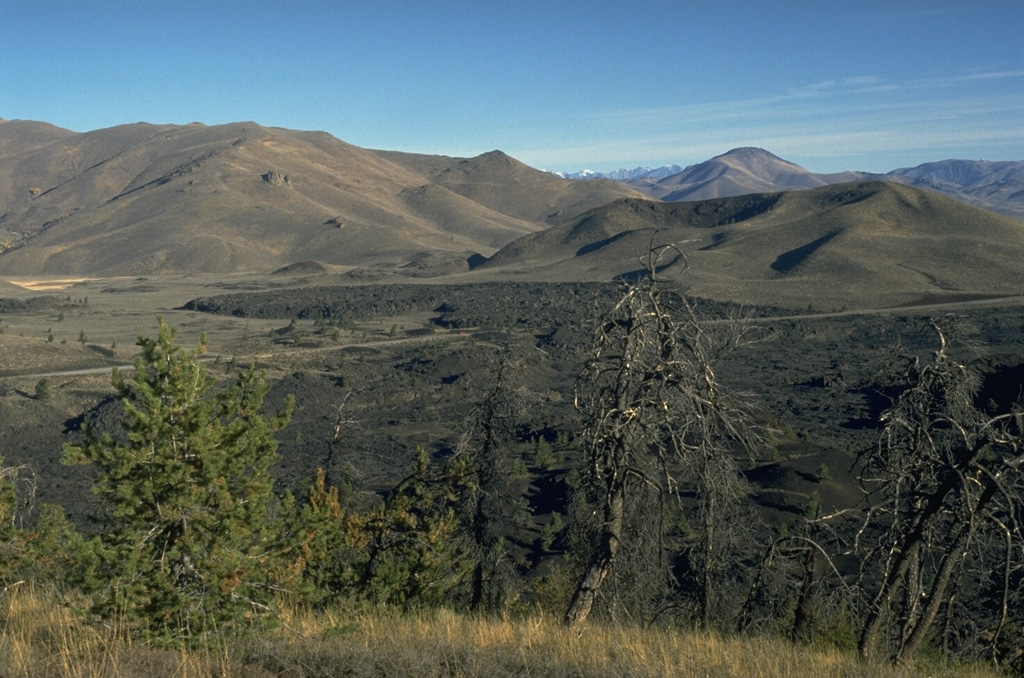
551;165;685;181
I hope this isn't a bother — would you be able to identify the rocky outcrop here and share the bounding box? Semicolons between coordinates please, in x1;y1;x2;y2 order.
262;169;291;186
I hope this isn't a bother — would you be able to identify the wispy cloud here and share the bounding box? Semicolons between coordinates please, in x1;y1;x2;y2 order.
523;70;1024;172
939;69;1024;83
843;75;886;87
595;69;1024;125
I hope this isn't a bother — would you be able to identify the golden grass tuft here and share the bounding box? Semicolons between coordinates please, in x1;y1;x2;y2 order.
1;585;1004;678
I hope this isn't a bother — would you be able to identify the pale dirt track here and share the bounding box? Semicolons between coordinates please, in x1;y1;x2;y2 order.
6;277;98;291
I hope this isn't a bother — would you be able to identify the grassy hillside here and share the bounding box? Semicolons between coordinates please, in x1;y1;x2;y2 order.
480;181;1024;309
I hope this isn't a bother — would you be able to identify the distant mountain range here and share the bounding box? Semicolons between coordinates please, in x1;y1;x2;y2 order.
551;165;686;181
555;148;1024;220
1;118;1022;310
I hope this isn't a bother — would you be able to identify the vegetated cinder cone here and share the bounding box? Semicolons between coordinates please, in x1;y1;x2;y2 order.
478;181;1024;310
0;120;640;276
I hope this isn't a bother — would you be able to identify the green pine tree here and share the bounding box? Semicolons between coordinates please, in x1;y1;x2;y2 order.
285;467;365;606
18;503;95;590
34;378;50;402
62;317;293;643
356;448;473;607
0;455;37;582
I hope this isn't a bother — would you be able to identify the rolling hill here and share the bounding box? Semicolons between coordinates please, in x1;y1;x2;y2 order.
612;148;1024;220
0;120;641;275
479;181;1024;310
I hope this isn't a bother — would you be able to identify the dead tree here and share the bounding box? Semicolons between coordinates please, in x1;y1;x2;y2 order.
856;318;1024;666
564;246;761;630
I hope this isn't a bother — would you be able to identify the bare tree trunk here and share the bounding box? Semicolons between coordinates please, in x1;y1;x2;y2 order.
791;543;816;642
896;538;964;665
699;497;716;628
857;319;1024;666
895;483;996;665
564;482;624;629
859;469;963;660
470;560;485;611
898;541;922;649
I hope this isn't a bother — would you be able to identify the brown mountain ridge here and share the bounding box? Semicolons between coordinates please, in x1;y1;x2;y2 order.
3;119;1023;312
0;120;640;275
626;147;845;201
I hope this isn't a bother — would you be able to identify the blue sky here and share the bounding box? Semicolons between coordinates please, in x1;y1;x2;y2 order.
1;0;1021;174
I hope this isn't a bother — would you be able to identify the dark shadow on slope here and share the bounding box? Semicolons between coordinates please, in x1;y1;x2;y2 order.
977;359;1024;418
612;251;684;283
698;232;729;251
575;230;637;256
770;230;840;274
467;253;488;270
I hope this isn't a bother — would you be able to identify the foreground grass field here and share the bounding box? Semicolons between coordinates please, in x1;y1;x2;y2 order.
0;585;1002;678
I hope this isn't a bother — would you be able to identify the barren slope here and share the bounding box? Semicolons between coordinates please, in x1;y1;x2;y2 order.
377;148;643;224
0;118;77;158
0;121;637;275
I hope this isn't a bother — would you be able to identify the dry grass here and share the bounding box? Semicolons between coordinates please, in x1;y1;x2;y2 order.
0;585;1003;678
